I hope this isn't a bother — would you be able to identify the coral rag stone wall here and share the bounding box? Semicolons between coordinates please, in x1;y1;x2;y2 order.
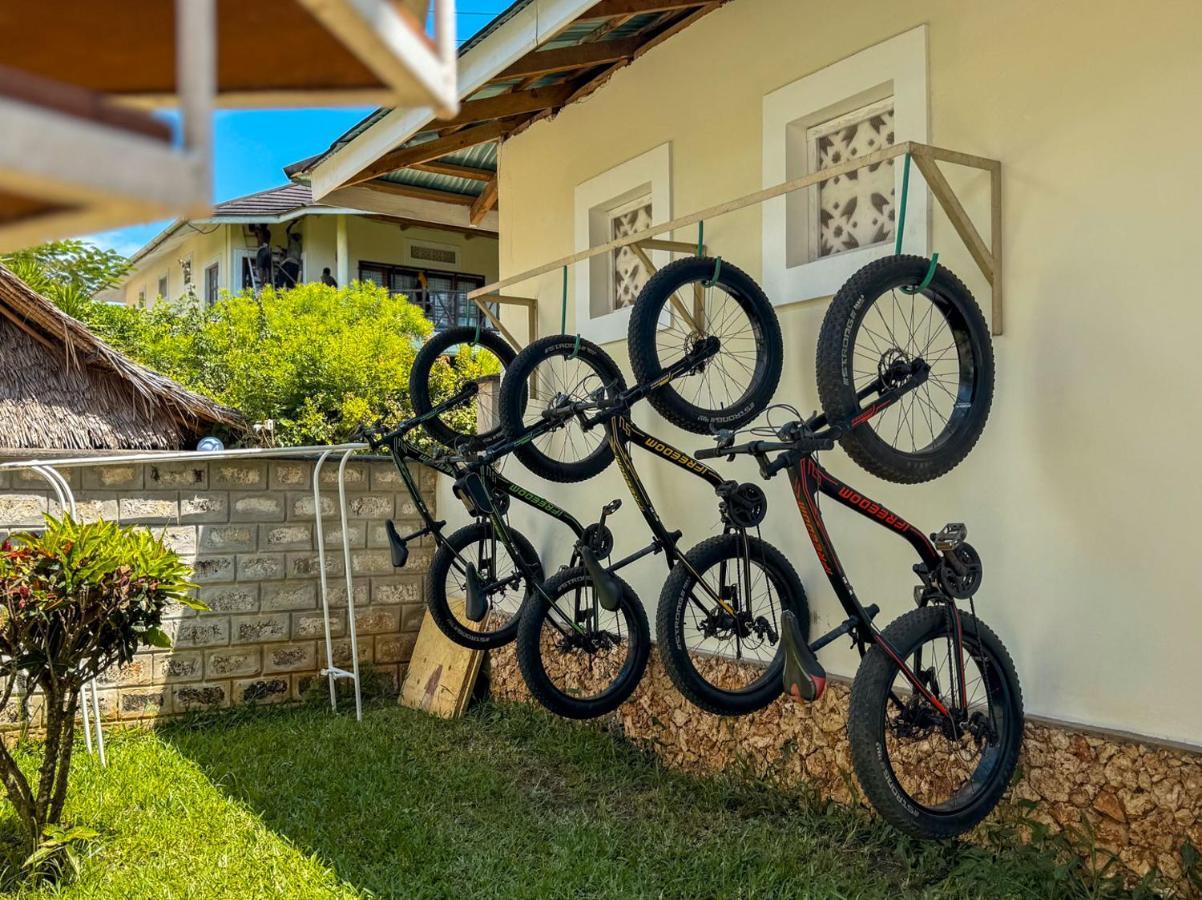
490;646;1202;886
0;456;435;723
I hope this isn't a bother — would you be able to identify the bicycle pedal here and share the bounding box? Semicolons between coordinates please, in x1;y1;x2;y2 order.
933;522;968;551
781;610;826;703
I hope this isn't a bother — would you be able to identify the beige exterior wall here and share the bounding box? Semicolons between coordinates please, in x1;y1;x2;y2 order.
446;0;1202;746
119;215;499;304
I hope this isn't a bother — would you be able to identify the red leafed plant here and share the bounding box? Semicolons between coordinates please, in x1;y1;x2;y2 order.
0;515;198;854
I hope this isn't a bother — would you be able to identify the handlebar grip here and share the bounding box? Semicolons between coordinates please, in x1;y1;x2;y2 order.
694;446;727;460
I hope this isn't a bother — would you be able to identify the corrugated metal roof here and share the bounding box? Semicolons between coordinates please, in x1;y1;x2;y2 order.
286;1;720;200
374;141;497;196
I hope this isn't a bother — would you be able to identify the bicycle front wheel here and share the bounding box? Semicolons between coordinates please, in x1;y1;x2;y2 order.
656;534;808;716
848;606;1023;839
815;256;994;484
515;567;650;719
410;326;516;448
628;256;782;434
498;334;626;482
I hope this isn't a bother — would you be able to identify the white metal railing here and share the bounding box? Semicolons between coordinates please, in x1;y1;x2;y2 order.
0;443;372;765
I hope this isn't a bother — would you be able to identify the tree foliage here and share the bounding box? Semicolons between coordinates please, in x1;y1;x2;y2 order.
0;241;129;319
0;517;197;854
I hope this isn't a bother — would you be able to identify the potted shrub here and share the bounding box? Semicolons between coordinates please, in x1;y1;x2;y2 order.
0;515;197;856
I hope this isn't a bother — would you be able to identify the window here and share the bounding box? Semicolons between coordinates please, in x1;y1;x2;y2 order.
573;143;671;345
358;262;490;331
157;275;168;299
762;26;928;304
137;289;146;305
808;99;895;259
204;262;220;306
608;194;654;311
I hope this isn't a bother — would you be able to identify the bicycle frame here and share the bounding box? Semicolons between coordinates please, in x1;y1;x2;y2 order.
599;415;753;618
786;454;966;716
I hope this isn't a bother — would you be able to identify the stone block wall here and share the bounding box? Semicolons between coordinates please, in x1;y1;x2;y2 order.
490;645;1202;889
0;456;437;724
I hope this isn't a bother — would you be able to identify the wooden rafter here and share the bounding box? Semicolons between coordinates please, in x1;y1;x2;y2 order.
361;180;477;207
409;160;496;182
494;37;641;80
581;0;712;18
348;119;515;186
469;178;499;226
436;85;575;131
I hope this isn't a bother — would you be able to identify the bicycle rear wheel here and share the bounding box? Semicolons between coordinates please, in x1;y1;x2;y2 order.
498;334;626;483
848;606;1023;839
426;521;543;650
410;326;516;448
656;533;808;716
815;256;994;484
515;567;650;719
628;257;782;434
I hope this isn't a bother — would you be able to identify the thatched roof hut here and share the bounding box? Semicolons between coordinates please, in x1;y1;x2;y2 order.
0;264;240;451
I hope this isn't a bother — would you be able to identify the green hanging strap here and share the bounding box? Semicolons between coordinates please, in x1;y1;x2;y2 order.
901;252;939;294
569;332;581;360
703;256;723;288
894;152;912;256
472;318;481;346
696;221;705;256
894;150;939;294
560;265;568;335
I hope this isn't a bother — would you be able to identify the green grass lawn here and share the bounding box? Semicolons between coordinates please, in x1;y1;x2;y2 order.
0;700;1149;899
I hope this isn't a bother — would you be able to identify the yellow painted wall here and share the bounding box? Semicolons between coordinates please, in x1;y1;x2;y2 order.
444;0;1202;745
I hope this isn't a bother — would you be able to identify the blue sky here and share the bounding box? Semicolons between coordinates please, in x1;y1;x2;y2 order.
88;2;511;258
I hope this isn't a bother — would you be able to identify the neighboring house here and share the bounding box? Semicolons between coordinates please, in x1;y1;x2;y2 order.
299;0;1202;876
0;264;238;451
111;182;500;332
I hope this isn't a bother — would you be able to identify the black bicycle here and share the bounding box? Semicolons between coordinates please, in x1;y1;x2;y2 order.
691;406;1022;839
494;334;809;717
379;360;653;720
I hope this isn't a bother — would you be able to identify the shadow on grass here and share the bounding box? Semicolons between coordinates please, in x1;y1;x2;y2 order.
154;698;1152;900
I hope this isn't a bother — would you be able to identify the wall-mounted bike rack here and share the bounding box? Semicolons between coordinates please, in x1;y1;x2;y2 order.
467;140;1004;338
0;442;371;766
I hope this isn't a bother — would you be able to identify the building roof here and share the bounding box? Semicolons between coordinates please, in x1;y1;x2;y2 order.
211;183;317;218
0;264;241;451
126;183;375;267
301;0;727;212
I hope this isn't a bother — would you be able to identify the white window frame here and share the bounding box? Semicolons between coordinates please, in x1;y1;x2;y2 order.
573;143;671;345
762;25;929;306
157;273;169;300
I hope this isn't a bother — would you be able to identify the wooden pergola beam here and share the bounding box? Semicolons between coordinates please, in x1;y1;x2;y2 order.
436;84;575;131
409;160;496;182
361;180;477;207
348;119;514;185
580;0;712;18
495;37;640;81
469;178;499;225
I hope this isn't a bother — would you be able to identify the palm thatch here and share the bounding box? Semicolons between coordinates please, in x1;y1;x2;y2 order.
0;264;241;451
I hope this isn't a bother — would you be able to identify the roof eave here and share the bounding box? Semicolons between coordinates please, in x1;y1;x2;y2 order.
310;0;597;201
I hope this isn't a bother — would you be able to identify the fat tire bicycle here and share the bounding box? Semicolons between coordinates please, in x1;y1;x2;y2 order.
364;378;651;717
494;334;810;717
692;408;1022;839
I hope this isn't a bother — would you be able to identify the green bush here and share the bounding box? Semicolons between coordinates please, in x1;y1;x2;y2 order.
0;516;197;857
86;282;500;447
